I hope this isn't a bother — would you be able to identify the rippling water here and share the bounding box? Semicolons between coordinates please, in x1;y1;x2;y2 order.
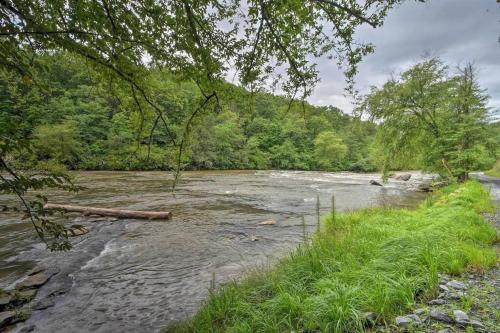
0;170;429;332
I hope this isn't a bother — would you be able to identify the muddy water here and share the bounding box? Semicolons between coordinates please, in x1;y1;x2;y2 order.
0;170;428;332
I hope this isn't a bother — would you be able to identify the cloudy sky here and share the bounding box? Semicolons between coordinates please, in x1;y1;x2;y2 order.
309;0;500;115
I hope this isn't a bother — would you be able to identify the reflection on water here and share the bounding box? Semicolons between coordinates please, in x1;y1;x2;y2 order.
0;170;429;333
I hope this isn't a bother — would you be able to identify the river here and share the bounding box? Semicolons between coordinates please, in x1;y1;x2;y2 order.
0;170;429;332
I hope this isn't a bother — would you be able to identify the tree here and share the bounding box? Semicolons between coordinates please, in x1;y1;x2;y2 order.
359;58;495;181
33;120;83;168
314;131;348;170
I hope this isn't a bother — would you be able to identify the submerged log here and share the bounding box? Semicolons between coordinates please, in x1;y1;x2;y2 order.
44;204;172;220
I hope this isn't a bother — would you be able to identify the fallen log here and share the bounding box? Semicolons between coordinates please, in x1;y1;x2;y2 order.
43;203;172;220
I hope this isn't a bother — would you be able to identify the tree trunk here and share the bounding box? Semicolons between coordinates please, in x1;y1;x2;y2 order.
43;203;172;220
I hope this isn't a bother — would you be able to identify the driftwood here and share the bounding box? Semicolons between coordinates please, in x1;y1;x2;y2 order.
44;203;172;220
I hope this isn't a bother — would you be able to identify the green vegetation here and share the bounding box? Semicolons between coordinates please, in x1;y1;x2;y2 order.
166;181;497;332
358;58;498;181
1;53;378;172
485;160;500;178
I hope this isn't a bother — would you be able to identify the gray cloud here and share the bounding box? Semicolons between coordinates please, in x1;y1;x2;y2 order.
309;0;500;115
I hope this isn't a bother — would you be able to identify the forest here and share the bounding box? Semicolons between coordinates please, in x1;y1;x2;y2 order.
2;53;378;172
3;53;498;175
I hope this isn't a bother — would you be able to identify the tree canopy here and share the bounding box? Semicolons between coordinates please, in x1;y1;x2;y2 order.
1;0;410;99
358;58;497;181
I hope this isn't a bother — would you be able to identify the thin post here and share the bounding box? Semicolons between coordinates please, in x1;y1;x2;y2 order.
301;215;306;242
331;193;335;227
316;194;320;231
210;271;215;291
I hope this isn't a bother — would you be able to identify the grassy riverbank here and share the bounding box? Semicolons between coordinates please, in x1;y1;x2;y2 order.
166;181;497;332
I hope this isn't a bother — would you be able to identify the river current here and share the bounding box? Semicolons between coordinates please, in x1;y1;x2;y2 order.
0;170;429;332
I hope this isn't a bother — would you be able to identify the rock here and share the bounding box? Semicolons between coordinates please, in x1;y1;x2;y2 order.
258;220;276;226
0;295;11;308
430;310;453;323
453;310;469;326
446;280;467;290
437;329;452;333
448;291;465;300
370;180;383;186
395;174;412;181
413;308;426;316
470;319;485;329
65;226;89;237
17;289;37;302
395;314;420;327
33;297;55;310
250;236;258;241
364;312;376;322
0;311;16;327
18;325;35;332
428;299;446;305
15;272;49;290
8;289;37;308
26;266;45;276
418;183;432;192
439;284;449;292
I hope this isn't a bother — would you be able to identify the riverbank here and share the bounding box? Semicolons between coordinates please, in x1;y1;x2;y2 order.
166;181;498;332
3;171;429;332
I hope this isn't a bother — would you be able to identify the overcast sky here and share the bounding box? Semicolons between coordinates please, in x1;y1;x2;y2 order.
308;0;500;115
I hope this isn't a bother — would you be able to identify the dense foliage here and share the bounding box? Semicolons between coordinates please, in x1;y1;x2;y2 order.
166;181;497;332
358;58;498;181
2;53;378;172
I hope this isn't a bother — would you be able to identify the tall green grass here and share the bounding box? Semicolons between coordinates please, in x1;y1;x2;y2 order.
166;181;497;333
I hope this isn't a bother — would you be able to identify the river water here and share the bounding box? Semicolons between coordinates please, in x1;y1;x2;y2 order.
0;170;429;332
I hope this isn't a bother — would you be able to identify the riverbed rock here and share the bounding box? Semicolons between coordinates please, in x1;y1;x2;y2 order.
65;226;89;237
17;289;37;302
453;310;469;326
26;265;45;276
395;174;412;181
418;183;432;192
439;284;449;292
470;319;485;330
448;291;465;300
396;314;421;327
446;280;467;290
15;272;49;290
258;220;276;226
33;297;55;310
0;295;11;309
370;180;383;186
430;310;453;323
18;324;36;332
437;329;453;333
413;308;426;316
0;311;16;327
428;299;446;305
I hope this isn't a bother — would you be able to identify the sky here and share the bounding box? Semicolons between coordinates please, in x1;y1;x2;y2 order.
308;0;500;115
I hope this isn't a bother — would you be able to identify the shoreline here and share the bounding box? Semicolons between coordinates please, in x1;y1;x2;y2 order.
166;180;498;332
